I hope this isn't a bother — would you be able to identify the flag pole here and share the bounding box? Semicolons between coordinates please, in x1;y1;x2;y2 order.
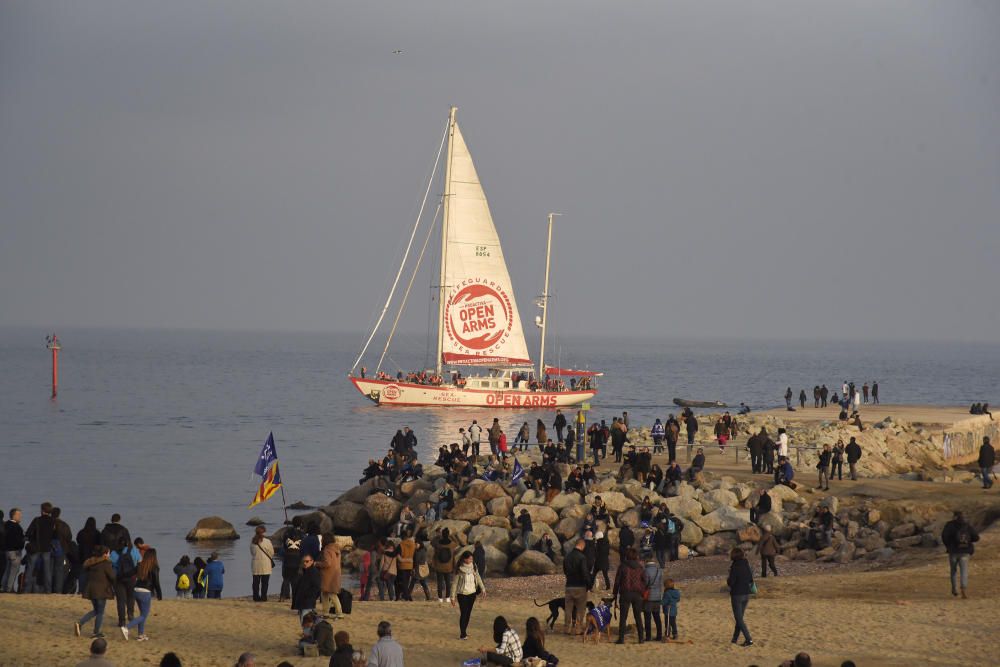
279;483;290;524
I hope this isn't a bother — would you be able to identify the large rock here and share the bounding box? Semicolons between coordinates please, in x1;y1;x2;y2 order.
399;478;434;497
854;533;886;552
508;550;557;576
699;489;739;513
680;521;703;547
245;516;265;526
449;498;487;523
738;524;762;543
834;541;856;563
694;506;750;534
559;504;590;520
767;484;801;504
514;504;559;526
732;483;754;504
757;513;786;537
555;516;585;540
664;497;704;520
488;496;514;517
621;481;658;504
818;495;839;515
617;508;642;529
674;482;697;499
293;511;333;536
334;479;380;505
889;523;917;540
518;490;547;505
482;545;508;575
465;481;510;503
429;519;472;537
695;531;738;556
478;515;512;530
186;516;239;541
320;503;370;534
550;492;585;512
469;525;512;552
584;491;634;514
364;493;403;528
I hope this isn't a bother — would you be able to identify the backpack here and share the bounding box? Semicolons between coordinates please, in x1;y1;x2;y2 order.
117;548;137;581
435;543;452;564
177;573;191;590
956;525;974;550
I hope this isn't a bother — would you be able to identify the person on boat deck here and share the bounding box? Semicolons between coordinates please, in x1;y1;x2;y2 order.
687;448;705;481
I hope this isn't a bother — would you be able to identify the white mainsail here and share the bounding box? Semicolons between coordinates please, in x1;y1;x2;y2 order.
440;121;532;367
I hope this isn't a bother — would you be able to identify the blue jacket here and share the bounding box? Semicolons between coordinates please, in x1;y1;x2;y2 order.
780;461;794;481
662;588;681;616
109;546;141;576
204;559;225;590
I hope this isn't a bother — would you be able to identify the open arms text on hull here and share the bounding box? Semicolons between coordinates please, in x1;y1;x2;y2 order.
348;107;601;408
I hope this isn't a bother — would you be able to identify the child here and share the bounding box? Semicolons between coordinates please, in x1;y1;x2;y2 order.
661;578;681;641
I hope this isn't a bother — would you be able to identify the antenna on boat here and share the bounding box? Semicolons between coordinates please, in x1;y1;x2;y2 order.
537;212;560;379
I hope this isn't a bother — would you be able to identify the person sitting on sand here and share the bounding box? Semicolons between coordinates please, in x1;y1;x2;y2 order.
75;637;115;667
479;616;523;667
298;611;334;657
329;630;359;667
368;621;404;667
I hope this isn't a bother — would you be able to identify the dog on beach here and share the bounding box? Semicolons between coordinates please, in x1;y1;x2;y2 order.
533;596;617;630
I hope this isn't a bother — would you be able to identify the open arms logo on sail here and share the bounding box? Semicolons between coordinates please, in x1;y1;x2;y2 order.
445;279;514;355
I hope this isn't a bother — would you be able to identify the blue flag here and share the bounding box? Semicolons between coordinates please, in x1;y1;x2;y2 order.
254;432;278;477
511;457;525;483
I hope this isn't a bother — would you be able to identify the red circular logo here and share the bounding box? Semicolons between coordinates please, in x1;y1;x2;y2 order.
382;384;401;400
446;281;513;351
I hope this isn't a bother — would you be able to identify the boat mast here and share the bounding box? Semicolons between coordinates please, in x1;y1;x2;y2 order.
538;212;559;379
436;106;458;377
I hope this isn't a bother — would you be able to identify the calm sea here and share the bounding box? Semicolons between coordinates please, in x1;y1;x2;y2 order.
1;327;997;595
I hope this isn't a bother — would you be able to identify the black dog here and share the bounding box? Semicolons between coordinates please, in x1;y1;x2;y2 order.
533;597;565;629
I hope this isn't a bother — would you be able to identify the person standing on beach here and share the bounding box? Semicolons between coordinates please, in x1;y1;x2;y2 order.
452;550;486;640
642;554;664;641
75;546;116;639
110;538;140;628
820;384;829;407
817;444;832;491
845;437;862;480
813;386;820;408
831;440;845;481
777;428;789;458
432;528;456;602
172;556;196;598
2;508;24;593
978;437;995;489
554;409;567;444
862;382;869;403
941;511;979;598
292;552;321;621
317;538;344;616
665;414;680;462
613;547;646;644
784;387;793;410
651;419;665;454
204;552;224;599
250;525;275;602
684;413;698;457
727;547;754;646
489;418;503;457
592;530;611;590
871;381;879;404
563;539;591;635
24;502;55;593
122;548;160;641
99;514;131;554
799;389;807;409
280;516;304;602
469;420;483;458
755;526;779;577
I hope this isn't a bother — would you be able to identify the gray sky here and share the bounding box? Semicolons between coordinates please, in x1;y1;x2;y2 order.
2;1;998;342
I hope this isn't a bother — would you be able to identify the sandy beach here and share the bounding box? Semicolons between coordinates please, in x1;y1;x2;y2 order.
2;489;997;667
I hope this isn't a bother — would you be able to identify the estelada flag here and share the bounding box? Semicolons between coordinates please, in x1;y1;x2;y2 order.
249;460;282;508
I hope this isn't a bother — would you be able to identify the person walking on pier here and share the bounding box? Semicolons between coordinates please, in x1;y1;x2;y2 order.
978;436;995;490
941;511;979;599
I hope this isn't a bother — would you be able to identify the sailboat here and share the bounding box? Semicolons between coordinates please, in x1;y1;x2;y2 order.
348;107;600;408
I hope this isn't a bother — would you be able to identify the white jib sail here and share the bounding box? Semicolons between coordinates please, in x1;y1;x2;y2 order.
441;122;532;367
